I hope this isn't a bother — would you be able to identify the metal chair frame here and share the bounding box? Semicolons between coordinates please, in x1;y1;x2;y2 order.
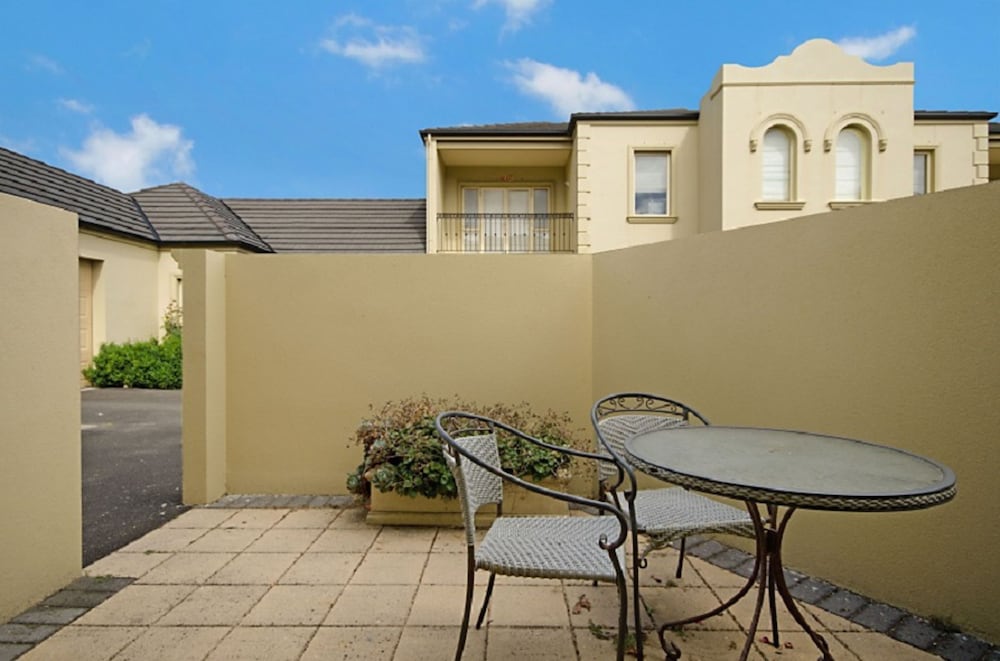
592;393;760;658
436;411;633;661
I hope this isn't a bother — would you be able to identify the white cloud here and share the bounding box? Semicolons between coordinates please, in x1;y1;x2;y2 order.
58;98;94;114
123;38;152;59
474;0;550;32
320;13;426;69
507;58;634;117
61;114;194;192
837;26;916;61
26;53;63;74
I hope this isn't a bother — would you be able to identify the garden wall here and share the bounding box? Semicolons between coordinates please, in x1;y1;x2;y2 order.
180;181;1000;641
0;194;81;622
178;252;594;500
593;181;1000;641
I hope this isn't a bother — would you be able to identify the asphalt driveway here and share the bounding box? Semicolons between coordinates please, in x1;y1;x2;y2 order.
82;388;188;566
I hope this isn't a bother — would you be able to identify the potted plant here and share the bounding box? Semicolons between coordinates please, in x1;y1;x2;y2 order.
346;395;582;525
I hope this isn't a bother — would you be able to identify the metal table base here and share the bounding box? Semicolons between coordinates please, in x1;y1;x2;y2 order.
658;502;833;661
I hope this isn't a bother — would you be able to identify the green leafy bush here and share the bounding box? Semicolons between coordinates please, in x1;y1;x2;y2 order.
83;303;183;389
346;395;582;501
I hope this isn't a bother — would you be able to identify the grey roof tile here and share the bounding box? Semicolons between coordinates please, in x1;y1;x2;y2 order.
420;121;569;137
224;198;426;253
420;109;703;137
914;110;997;121
132;183;272;252
0;146;158;241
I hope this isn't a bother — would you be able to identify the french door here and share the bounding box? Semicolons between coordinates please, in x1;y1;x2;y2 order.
462;187;550;252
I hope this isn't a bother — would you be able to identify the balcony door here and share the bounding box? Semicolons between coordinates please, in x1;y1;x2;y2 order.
462;187;550;252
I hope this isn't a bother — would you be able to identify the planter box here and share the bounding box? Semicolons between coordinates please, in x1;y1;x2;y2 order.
366;480;569;527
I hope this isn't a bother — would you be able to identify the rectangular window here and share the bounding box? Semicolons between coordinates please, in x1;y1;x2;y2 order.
633;151;670;215
913;150;933;195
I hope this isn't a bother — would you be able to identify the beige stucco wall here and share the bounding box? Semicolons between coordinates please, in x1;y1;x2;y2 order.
181;181;998;639
575;121;701;253
0;194;81;622
79;229;162;347
177;249;228;504
211;253;593;496
592;181;1000;641
703;39;916;231
914;121;991;191
156;250;183;332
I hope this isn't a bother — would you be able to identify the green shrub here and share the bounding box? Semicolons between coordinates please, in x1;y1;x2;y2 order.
83;303;183;389
346;395;582;501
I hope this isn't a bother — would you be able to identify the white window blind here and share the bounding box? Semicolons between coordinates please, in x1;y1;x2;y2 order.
634;152;669;214
835;128;864;200
762;128;791;201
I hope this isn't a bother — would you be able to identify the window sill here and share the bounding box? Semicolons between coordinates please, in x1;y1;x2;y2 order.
828;200;879;210
754;201;806;211
627;215;678;225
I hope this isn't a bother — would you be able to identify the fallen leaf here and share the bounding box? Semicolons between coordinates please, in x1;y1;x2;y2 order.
572;594;592;614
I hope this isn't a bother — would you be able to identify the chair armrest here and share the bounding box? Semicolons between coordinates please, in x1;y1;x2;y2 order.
437;411;630;550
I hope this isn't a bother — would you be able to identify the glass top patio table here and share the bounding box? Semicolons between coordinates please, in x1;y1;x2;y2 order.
625;426;956;660
624;426;956;511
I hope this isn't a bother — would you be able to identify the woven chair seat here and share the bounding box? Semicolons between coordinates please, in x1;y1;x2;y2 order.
478;515;624;582
634;487;754;553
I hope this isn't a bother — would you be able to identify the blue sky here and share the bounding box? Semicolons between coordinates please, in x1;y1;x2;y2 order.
2;1;997;198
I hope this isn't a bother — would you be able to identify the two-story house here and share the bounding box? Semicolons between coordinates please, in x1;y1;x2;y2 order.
421;39;994;254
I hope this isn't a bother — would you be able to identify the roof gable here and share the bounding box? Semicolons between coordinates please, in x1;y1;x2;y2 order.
133;183;272;252
0;146;158;241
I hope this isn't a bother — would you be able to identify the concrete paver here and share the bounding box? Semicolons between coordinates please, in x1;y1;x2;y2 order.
2;503;992;660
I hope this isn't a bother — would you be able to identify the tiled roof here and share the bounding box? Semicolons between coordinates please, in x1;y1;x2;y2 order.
914;110;997;121
223;198;427;253
132;183;272;252
570;108;700;122
420;121;569;137
420;109;704;137
0;146;158;241
989;122;1000;136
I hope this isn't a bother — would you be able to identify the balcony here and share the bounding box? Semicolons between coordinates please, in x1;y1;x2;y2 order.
437;212;575;253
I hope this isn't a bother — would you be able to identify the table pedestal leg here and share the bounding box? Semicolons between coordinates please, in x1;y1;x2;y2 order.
656;503;833;661
740;504;834;661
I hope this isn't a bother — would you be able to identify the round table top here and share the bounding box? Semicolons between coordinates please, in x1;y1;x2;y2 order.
624;426;956;511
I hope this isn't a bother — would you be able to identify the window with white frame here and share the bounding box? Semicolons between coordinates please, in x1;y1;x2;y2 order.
913;150;933;195
632;151;670;215
835;126;869;200
762;126;793;201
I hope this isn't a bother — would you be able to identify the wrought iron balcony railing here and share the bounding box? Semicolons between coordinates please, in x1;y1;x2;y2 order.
437;213;575;253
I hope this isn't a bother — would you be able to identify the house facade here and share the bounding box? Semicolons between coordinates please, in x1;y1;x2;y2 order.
421;40;995;254
0;149;425;379
0;39;995;378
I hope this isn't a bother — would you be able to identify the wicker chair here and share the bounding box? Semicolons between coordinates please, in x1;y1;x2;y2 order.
436;411;632;661
592;393;759;652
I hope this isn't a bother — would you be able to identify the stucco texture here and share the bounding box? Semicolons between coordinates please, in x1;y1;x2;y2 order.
593;181;1000;641
181;182;999;640
0;193;81;622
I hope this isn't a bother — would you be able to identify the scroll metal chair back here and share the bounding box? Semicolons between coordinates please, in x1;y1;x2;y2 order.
592;393;760;656
437;411;633;661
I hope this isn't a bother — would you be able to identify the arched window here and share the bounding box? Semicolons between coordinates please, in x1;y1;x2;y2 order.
762;126;793;201
835;127;868;200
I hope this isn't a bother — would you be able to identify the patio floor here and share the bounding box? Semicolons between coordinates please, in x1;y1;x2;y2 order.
1;504;976;660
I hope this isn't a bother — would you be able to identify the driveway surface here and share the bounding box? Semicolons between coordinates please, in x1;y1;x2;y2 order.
82;388;188;566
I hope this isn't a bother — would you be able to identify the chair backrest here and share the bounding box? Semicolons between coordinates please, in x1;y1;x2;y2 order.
591;393;710;484
438;414;504;544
